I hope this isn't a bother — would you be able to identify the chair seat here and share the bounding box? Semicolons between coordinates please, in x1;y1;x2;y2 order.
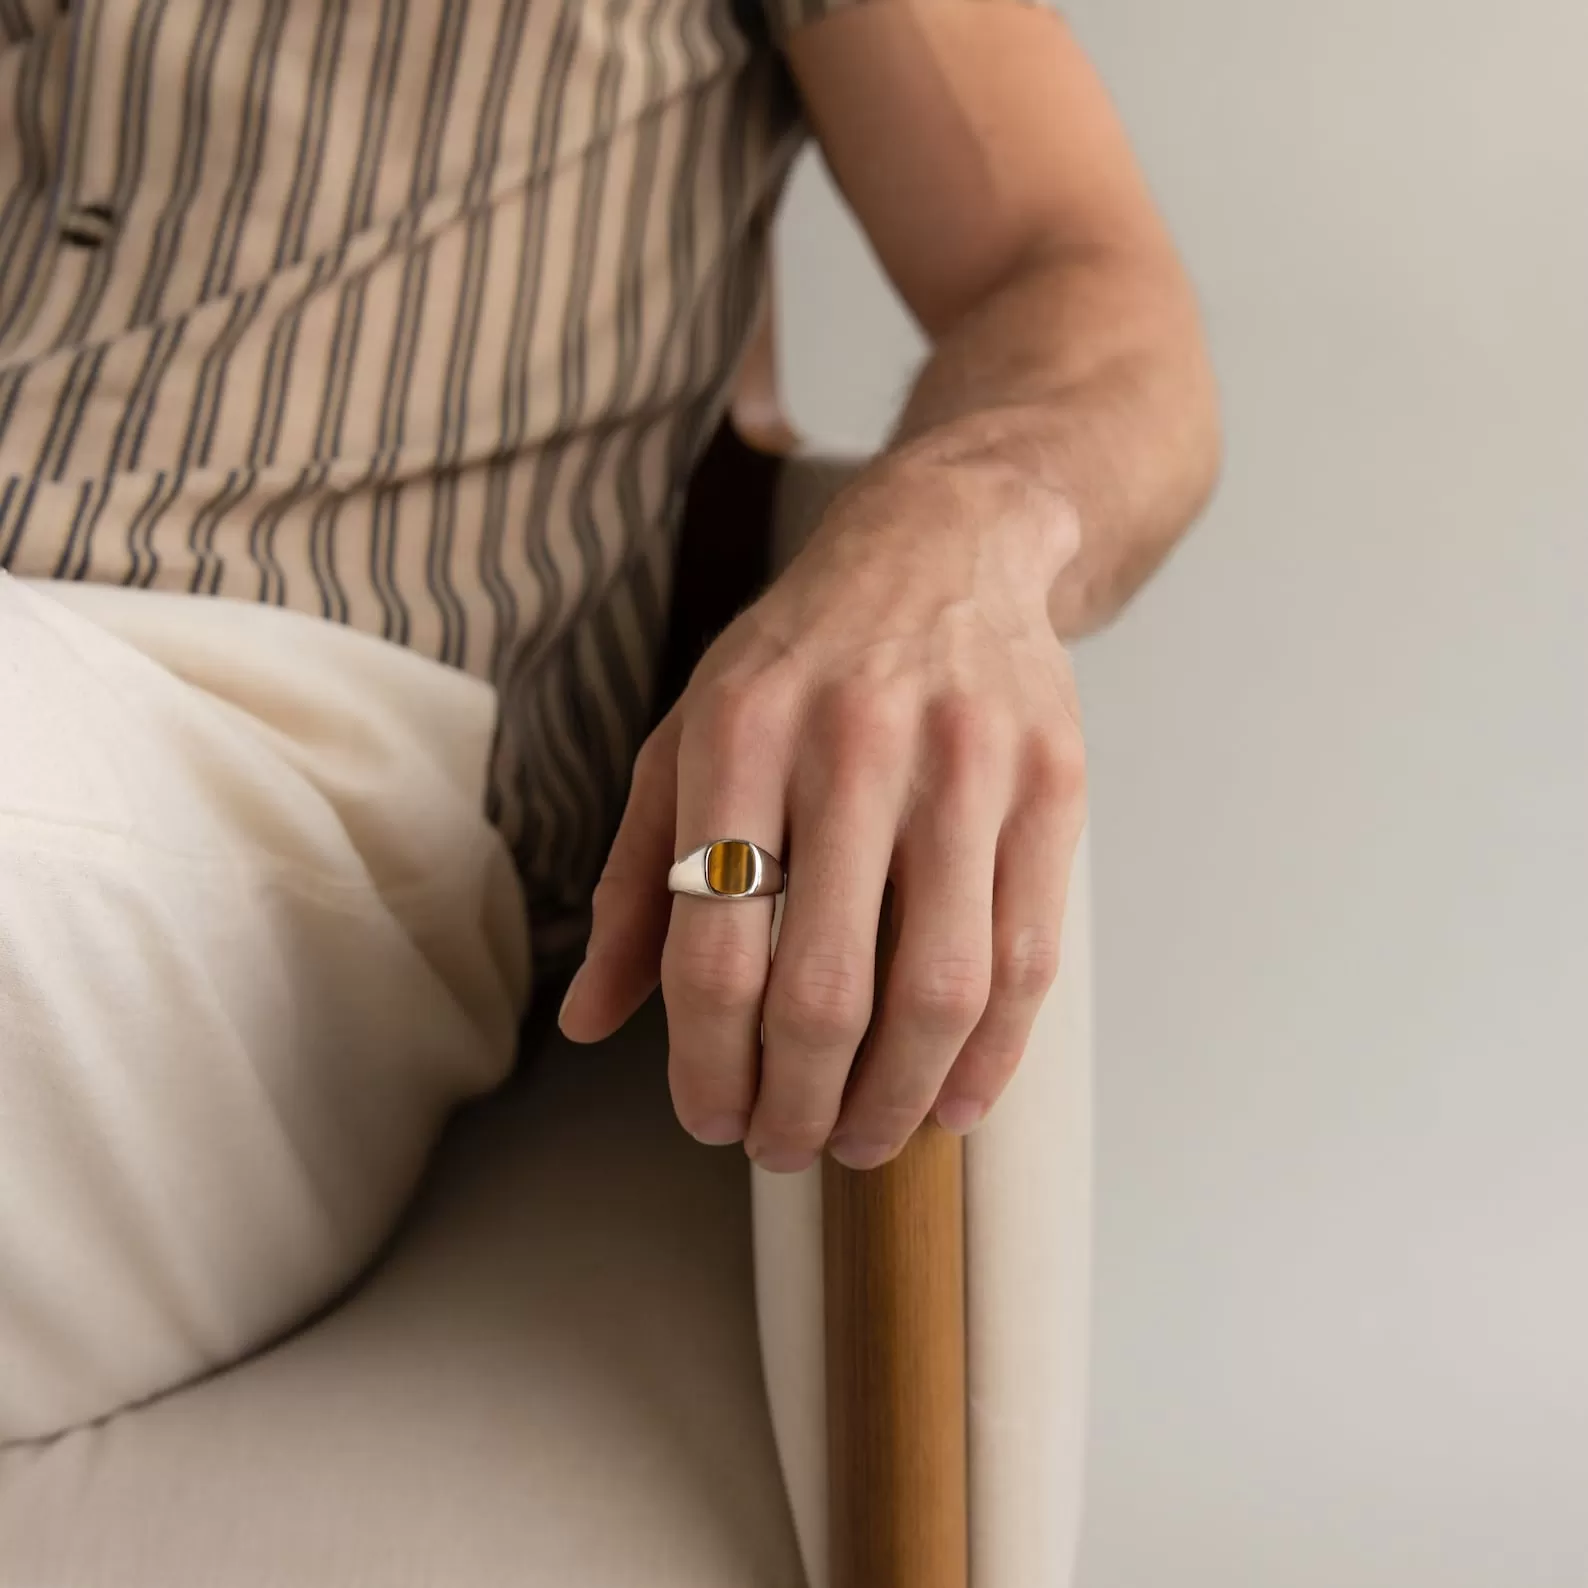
2;845;1093;1588
0;997;805;1588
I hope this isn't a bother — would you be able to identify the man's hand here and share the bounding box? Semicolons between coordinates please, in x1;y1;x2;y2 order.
558;444;1086;1171
561;1;1217;1167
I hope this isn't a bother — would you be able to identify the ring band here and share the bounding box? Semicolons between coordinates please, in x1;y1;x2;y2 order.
668;839;786;900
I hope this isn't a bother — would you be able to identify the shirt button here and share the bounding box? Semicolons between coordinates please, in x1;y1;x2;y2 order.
60;203;116;249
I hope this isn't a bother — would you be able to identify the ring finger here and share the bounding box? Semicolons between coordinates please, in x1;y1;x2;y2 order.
661;685;789;1146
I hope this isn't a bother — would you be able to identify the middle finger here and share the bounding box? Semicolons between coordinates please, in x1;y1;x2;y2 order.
827;700;1009;1168
749;686;913;1172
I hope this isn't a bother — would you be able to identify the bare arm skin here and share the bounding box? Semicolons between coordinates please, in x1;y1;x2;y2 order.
562;2;1219;1172
787;0;1220;635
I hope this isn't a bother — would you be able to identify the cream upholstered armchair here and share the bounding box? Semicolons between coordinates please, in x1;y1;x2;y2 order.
0;308;1092;1588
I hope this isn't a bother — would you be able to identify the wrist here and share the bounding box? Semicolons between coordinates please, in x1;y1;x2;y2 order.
881;409;1084;588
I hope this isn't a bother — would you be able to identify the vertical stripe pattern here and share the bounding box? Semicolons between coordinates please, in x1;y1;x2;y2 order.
0;0;809;964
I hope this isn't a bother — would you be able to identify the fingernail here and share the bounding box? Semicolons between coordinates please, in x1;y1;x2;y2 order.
557;965;587;1032
935;1099;985;1135
691;1113;749;1146
828;1137;894;1172
748;1143;819;1175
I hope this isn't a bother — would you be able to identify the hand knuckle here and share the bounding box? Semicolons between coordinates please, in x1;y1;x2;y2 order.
928;691;1003;776
903;945;990;1032
588;866;635;924
630;726;670;787
998;924;1062;998
692;676;786;770
663;930;765;1013
592;847;632;892
819;679;912;767
771;946;872;1046
1028;725;1086;801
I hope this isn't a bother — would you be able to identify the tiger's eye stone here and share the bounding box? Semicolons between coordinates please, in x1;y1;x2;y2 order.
705;839;756;896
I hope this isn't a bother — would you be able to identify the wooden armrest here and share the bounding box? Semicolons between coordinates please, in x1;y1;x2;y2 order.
825;1136;967;1588
824;898;968;1588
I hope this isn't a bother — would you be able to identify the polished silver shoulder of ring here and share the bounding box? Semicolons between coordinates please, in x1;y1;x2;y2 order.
668;839;786;900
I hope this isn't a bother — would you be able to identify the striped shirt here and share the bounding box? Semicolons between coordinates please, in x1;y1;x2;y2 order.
0;0;1045;963
0;0;844;964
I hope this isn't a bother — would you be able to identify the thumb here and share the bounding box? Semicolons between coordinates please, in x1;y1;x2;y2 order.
558;717;680;1043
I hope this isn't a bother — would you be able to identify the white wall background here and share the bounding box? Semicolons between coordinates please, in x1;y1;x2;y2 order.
777;5;1588;1585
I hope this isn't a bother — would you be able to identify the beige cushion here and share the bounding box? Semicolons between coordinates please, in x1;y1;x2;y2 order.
0;884;1091;1588
0;998;804;1587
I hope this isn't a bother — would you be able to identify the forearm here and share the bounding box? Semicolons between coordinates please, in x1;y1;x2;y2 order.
889;243;1220;638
